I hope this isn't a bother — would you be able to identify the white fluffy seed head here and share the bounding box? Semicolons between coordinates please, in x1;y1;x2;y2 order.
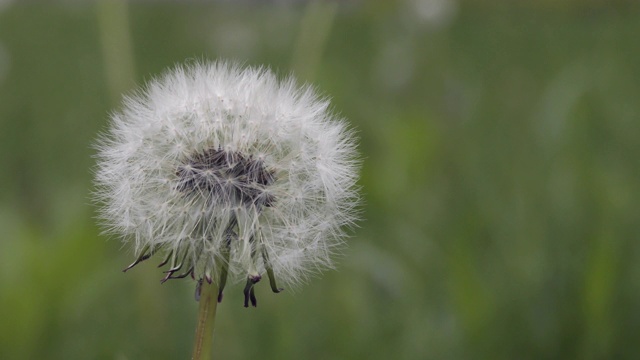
94;61;360;289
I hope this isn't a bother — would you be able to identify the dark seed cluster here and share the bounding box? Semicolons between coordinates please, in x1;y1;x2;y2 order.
176;148;276;207
124;147;284;308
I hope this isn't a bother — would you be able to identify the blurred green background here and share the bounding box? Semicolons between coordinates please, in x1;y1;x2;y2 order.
1;0;640;359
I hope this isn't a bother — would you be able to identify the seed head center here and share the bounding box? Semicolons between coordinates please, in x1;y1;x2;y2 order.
176;147;276;207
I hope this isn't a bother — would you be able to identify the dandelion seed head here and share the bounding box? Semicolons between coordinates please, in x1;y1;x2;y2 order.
94;61;360;301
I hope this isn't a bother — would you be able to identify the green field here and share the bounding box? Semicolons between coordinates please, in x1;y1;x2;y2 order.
1;1;639;359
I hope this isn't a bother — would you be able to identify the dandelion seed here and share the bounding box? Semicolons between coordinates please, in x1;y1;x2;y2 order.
94;61;360;307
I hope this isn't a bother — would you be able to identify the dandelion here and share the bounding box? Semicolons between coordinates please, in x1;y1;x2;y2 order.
94;61;360;358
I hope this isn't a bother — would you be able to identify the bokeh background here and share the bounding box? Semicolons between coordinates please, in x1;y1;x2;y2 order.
1;0;640;359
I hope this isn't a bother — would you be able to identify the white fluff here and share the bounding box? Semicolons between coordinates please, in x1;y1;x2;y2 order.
94;61;360;290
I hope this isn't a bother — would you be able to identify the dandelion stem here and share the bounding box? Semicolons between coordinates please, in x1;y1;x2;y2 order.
192;280;219;360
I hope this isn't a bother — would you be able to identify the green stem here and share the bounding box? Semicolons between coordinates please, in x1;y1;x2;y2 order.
192;280;219;360
290;0;338;82
96;0;137;103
